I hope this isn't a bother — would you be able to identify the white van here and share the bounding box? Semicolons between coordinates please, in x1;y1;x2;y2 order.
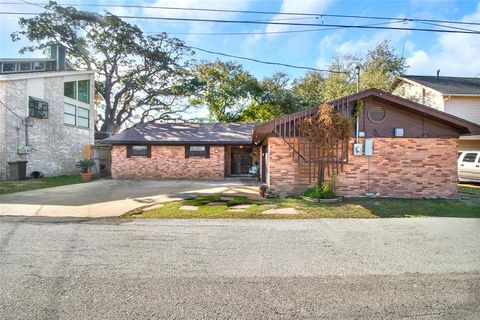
458;151;480;183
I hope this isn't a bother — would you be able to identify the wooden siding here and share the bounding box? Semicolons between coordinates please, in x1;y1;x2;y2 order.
359;97;459;138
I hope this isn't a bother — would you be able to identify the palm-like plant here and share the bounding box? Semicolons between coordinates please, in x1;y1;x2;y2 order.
75;159;95;173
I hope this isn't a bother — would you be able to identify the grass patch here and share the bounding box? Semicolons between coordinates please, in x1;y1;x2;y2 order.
349;198;480;218
123;184;480;220
0;175;88;195
123;196;377;219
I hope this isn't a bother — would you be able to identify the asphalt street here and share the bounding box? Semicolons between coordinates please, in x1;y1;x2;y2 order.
1;217;479;319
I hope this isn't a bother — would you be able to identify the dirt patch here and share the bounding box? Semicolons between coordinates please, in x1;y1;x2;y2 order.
261;208;303;215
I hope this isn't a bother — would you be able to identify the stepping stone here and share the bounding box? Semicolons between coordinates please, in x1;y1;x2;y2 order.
220;196;235;201
179;205;198;211
261;208;302;215
227;209;245;212
229;204;252;209
147;204;165;210
205;202;226;206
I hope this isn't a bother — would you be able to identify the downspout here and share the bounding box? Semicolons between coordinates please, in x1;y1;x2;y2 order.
23;117;31;147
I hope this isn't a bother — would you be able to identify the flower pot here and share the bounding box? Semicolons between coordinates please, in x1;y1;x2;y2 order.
80;172;93;182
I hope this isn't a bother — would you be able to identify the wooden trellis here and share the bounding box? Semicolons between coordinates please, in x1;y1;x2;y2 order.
272;98;355;185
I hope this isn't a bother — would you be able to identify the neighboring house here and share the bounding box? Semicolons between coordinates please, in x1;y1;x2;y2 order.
103;123;259;179
0;45;95;179
392;75;480;150
104;88;480;198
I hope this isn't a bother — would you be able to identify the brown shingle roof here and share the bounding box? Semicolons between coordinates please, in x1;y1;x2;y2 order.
401;75;480;95
103;122;255;145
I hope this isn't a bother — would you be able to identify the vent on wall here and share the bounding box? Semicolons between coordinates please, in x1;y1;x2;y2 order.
367;106;386;123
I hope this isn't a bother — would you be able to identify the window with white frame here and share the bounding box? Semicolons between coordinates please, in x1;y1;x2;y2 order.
64;103;76;125
64;103;89;128
77;107;89;128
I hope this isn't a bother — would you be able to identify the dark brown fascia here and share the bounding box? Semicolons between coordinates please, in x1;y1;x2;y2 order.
103;140;254;146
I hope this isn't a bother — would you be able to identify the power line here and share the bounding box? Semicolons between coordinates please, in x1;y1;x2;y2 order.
187;46;348;74
148;21;405;36
419;21;480;33
1;11;480;35
3;1;480;27
0;100;24;120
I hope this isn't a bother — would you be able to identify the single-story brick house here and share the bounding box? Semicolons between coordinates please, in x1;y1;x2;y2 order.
104;88;480;198
104;123;260;180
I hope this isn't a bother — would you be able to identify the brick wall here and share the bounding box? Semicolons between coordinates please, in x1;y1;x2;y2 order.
336;138;458;198
111;145;226;179
267;137;303;196
267;137;458;198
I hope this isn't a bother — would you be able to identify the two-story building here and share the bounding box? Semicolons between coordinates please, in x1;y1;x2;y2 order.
0;45;95;179
393;75;480;150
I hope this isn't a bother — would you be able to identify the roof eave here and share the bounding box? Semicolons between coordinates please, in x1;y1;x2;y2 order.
102;140;254;146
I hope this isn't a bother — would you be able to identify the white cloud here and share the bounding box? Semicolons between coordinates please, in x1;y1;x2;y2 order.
315;33;344;68
241;0;335;52
313;19;412;69
406;2;480;76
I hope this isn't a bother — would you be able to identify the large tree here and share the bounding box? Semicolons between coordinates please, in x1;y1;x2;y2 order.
12;1;197;133
292;41;407;104
192;60;261;122
241;72;300;122
292;71;326;108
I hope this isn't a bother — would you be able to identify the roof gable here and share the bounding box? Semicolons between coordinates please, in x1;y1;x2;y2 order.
253;88;480;141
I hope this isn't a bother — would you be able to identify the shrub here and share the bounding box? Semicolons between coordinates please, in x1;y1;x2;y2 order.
75;159;95;173
303;182;337;199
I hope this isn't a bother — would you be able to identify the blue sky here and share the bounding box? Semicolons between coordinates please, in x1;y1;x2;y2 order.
1;0;480;80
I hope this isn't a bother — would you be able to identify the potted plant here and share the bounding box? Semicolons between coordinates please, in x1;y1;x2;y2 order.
75;159;95;181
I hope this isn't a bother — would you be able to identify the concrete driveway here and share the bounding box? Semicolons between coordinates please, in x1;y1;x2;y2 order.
0;179;261;218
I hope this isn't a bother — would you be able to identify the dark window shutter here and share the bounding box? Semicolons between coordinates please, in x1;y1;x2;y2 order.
185;146;190;158
205;146;210;159
126;146;132;158
146;146;152;158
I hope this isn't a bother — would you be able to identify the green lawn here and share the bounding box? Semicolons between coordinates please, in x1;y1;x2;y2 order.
123;184;480;219
0;175;88;195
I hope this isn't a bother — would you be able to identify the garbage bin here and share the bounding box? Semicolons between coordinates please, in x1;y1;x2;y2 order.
7;161;28;180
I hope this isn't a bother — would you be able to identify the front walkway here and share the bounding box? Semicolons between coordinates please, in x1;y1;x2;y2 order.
0;179;261;218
